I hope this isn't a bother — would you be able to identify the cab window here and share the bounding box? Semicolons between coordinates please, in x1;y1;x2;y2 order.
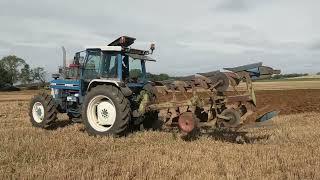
101;53;118;78
128;57;144;83
83;51;101;79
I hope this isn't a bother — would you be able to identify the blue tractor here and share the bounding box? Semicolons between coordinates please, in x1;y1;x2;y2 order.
29;36;157;136
29;36;280;136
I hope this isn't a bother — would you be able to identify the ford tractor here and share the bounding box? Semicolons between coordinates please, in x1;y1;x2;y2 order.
29;36;280;136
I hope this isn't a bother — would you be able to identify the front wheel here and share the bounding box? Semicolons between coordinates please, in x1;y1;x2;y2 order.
29;92;57;128
82;85;131;136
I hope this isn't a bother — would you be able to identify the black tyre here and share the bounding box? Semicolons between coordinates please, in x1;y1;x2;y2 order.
67;112;82;123
142;110;163;130
29;92;57;128
82;85;131;136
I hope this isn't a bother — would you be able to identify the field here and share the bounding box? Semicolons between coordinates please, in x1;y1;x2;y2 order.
1;81;320;179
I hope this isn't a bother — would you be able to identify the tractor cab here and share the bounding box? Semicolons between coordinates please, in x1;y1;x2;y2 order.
74;36;155;91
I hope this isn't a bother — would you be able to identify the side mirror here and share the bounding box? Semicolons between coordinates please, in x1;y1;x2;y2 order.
58;67;63;74
74;52;80;65
52;73;60;80
150;43;155;54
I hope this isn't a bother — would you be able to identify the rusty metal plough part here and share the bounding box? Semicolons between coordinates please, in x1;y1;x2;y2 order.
139;62;280;134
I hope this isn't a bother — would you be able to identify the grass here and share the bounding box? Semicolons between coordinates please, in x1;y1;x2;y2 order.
1;101;320;179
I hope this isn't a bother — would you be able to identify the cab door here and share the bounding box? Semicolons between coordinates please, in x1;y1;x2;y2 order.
82;50;102;80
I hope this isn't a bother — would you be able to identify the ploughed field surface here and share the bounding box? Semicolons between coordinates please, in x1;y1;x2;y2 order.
155;89;320;115
1;84;320;179
256;89;320;115
2;89;320;115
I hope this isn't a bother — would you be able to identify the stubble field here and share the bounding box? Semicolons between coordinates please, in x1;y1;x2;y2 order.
1;81;320;179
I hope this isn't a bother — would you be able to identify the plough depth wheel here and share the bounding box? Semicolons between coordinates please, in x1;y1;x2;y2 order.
178;112;198;133
218;109;241;128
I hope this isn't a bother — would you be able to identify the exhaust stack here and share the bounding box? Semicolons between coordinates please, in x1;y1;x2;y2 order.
62;46;66;68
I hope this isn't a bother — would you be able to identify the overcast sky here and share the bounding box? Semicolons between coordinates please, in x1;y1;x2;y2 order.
0;0;319;75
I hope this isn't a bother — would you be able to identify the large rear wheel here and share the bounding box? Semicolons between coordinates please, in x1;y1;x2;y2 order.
29;92;57;128
82;85;131;136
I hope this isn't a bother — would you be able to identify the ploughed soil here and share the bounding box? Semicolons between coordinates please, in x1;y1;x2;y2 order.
256;89;320;115
155;89;320;115
1;89;320;115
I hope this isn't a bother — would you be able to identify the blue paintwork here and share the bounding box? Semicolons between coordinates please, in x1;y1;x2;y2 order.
141;60;146;81
256;111;279;122
245;68;262;80
117;54;122;81
50;79;81;91
127;83;146;88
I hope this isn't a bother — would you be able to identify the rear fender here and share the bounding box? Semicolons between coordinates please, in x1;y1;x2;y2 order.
87;79;132;96
87;79;119;92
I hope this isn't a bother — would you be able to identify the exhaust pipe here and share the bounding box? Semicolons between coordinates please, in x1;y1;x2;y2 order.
61;46;66;68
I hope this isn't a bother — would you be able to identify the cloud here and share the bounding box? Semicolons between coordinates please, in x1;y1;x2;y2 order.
309;41;320;51
0;0;319;75
214;0;250;12
213;0;268;13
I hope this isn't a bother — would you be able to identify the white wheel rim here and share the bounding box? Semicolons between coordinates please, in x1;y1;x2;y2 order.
87;95;117;132
32;102;45;123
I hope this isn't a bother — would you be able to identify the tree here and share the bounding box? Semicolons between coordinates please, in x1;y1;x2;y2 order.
20;64;32;85
0;62;11;86
32;67;47;85
272;73;308;80
0;55;26;85
158;73;170;81
130;69;142;79
146;72;170;81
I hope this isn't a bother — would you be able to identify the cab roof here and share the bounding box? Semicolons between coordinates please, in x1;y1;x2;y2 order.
85;36;156;61
85;46;122;51
86;36;136;51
